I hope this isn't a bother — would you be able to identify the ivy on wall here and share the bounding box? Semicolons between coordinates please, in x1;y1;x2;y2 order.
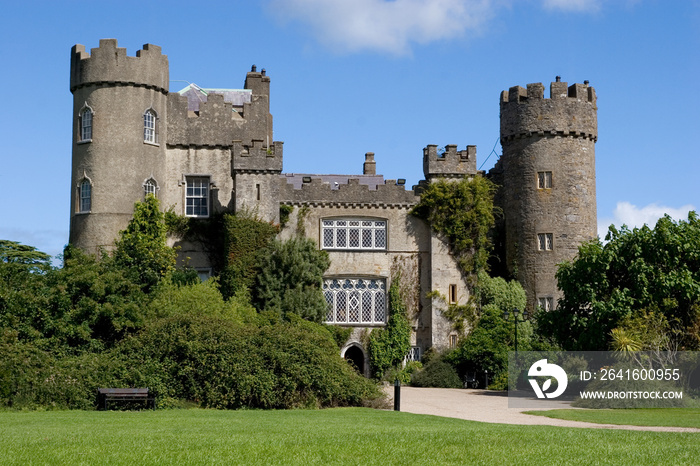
368;274;411;379
410;176;497;281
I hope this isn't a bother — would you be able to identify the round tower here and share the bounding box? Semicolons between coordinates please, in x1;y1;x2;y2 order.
499;78;597;311
69;39;169;253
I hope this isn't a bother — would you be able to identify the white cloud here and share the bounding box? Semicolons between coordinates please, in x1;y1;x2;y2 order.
267;0;496;55
598;201;696;240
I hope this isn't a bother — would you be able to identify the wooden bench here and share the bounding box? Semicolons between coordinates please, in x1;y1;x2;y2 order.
97;388;155;410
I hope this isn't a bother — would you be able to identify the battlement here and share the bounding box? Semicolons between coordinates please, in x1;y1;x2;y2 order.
280;175;419;208
423;144;477;180
70;39;169;93
500;78;597;142
233;139;284;172
244;65;270;97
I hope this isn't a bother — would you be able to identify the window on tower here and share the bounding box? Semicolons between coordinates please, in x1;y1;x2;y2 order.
78;178;92;213
143;109;158;144
538;296;554;311
537;233;553;251
78;104;93;143
537;171;552;189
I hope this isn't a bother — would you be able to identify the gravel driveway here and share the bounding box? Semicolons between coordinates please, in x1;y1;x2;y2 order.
386;387;700;433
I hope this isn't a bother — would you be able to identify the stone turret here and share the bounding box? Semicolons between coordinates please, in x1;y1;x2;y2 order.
497;77;598;311
69;39;169;253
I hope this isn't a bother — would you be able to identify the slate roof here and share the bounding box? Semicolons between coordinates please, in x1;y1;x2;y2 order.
177;83;252;112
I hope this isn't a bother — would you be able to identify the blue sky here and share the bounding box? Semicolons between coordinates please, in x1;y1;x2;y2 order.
1;0;698;261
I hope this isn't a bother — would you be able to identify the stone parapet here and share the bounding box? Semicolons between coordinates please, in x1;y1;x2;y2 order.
280;176;419;208
70;39;169;94
500;79;597;143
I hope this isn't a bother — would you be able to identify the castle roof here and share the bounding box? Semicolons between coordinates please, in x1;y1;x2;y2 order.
177;83;251;112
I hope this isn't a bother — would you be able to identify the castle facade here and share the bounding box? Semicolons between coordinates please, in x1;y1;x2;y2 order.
69;40;597;374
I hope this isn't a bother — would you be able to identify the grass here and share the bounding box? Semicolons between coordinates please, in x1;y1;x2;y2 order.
0;408;698;465
524;408;700;429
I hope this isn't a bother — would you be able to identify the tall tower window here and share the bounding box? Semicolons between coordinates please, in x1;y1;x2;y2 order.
143;109;157;144
78;179;92;213
185;177;209;217
79;107;93;142
537;171;552;189
537;233;553;251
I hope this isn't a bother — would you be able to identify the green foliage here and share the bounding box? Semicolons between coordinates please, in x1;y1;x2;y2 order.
368;277;412;378
0;240;52;270
117;314;380;409
539;212;700;351
411;176;497;278
253;237;330;322
444;272;529;387
113;195;176;292
279;204;293;228
220;213;278;298
410;357;462;388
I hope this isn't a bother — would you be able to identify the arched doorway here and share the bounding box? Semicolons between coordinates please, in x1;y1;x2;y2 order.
344;345;365;375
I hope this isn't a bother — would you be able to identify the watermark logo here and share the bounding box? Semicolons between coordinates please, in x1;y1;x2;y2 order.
528;359;568;399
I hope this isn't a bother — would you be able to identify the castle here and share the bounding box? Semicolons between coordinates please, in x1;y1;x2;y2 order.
69;39;597;375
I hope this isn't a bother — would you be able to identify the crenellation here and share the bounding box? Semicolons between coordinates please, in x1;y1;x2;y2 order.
423;144;477;180
70;39;169;93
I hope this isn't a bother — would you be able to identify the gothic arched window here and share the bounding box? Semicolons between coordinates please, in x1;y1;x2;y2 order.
79;178;92;213
143;109;157;144
144;178;158;198
79;104;93;142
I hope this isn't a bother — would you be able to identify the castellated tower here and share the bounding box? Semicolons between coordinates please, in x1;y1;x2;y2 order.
496;78;597;311
69;39;169;253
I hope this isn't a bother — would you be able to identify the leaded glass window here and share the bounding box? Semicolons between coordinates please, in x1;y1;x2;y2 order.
537;233;553;251
323;278;386;324
144;178;157;198
321;219;387;250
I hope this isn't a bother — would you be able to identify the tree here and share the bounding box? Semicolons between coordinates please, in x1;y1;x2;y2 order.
538;212;700;351
0;240;51;270
253;237;330;322
113;195;176;291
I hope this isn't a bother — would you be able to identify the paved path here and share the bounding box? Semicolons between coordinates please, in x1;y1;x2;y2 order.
385;387;700;433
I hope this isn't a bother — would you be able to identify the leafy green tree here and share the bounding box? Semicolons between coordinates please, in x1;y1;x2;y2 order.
0;240;52;269
113;195;176;292
539;212;700;351
253;237;330;322
444;273;530;388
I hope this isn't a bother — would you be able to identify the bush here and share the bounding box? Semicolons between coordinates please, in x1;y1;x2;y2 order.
411;358;462;388
116;314;381;409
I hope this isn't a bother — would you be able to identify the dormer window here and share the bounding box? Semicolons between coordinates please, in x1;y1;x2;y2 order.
144;109;158;144
78;103;93;142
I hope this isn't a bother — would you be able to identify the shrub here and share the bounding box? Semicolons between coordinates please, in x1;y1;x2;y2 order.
411;358;462;388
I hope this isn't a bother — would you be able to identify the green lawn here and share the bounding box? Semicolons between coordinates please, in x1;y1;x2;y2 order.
0;408;697;465
524;408;700;429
